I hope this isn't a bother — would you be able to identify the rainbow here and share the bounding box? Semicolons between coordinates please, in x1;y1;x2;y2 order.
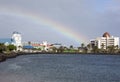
0;6;89;44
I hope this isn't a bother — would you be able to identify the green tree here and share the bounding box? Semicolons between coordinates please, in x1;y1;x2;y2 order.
107;45;115;54
92;46;99;53
101;43;105;53
115;45;119;53
7;44;16;51
101;43;105;49
69;45;73;50
84;47;88;53
28;41;31;45
87;44;91;49
81;43;85;48
0;43;7;53
115;45;119;50
58;46;64;53
51;46;57;53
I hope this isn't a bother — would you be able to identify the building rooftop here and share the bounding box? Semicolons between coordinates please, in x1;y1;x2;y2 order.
23;45;34;49
103;32;111;37
13;31;21;34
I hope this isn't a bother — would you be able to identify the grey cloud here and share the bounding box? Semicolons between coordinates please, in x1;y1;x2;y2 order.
0;0;120;46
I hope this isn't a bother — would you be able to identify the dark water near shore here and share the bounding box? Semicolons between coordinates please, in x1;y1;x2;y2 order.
0;54;120;82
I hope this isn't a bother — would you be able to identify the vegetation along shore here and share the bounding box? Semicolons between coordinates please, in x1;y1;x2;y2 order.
1;42;120;62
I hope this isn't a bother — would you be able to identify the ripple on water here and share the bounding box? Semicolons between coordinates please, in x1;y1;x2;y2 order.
8;63;22;70
0;54;120;82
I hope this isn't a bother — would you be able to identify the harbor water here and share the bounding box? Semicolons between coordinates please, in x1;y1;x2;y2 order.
0;54;120;82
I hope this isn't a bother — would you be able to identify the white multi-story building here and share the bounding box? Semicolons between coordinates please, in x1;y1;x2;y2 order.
12;32;22;51
90;32;119;49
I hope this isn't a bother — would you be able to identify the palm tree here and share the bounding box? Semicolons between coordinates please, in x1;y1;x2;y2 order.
107;45;115;54
28;41;31;46
101;43;105;49
115;45;119;53
69;45;73;50
58;46;64;53
101;43;105;53
87;44;91;49
81;43;85;48
115;45;119;49
92;46;99;53
51;46;57;53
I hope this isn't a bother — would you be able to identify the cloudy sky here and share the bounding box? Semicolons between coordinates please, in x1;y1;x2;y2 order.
0;0;120;47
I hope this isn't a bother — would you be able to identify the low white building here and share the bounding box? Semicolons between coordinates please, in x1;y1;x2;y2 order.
22;41;53;52
90;32;119;49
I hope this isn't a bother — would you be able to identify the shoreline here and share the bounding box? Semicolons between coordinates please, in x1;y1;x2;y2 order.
0;52;120;62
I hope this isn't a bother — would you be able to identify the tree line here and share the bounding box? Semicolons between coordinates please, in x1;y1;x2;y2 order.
0;43;16;53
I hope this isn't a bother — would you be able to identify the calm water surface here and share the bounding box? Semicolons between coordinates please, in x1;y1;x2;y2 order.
0;54;120;82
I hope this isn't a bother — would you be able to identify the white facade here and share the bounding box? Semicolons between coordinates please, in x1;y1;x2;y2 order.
22;41;52;51
96;36;119;49
12;32;22;51
91;32;119;49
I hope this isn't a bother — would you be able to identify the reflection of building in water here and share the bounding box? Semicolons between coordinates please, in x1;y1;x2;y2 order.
90;32;119;49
